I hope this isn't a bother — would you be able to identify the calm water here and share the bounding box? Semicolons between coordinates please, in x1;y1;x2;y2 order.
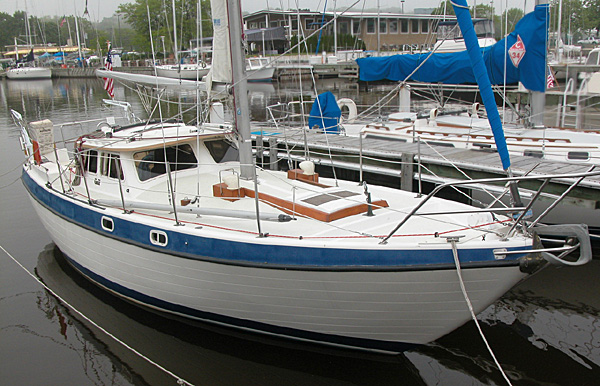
1;78;599;385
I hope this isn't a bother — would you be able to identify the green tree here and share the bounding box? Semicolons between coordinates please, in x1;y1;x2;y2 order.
550;0;585;42
501;8;525;36
583;0;600;31
431;1;455;16
117;0;211;56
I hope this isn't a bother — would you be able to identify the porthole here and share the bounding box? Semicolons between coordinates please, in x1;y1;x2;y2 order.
567;151;590;161
101;216;114;232
524;149;543;158
150;230;168;246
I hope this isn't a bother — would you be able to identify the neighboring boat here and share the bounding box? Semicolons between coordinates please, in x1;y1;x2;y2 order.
6;65;52;80
153;58;274;82
352;109;600;165
13;0;593;353
433;18;496;53
246;57;275;82
154;62;211;80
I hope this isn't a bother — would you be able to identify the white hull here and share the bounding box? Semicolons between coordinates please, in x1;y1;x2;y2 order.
28;192;527;349
247;66;275;82
155;64;210;80
6;67;52;79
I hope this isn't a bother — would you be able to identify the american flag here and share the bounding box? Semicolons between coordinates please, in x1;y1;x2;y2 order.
547;66;556;89
103;43;115;99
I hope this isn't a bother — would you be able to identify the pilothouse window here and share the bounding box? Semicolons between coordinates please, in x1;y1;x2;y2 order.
205;140;239;163
134;144;197;181
100;153;124;180
85;150;98;173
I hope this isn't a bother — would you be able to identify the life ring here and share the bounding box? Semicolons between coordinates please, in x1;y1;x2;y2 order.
337;98;357;123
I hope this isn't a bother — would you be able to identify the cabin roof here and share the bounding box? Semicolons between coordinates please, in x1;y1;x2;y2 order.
81;123;233;152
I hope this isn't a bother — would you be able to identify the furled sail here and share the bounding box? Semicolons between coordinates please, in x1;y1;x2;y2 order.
357;4;549;93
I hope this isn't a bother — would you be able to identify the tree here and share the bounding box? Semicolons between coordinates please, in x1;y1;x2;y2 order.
501;8;525;36
431;1;455;16
117;0;211;56
583;0;600;31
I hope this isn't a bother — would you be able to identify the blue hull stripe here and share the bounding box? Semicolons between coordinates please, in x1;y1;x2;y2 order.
22;170;528;270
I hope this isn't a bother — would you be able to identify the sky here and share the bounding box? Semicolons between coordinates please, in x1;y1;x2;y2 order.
0;0;537;21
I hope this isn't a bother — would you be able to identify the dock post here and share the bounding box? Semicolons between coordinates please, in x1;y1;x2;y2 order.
268;137;278;171
400;153;414;192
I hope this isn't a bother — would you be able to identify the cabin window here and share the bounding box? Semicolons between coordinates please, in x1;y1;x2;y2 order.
305;19;315;30
150;230;168;246
249;22;257;29
524;149;544;158
389;20;398;34
270;21;278;28
411;20;419;33
421;20;429;33
366;19;375;34
85;150;98;173
205;140;240;163
400;19;409;34
100;153;124;180
567;151;590;161
101;216;114;232
134;144;197;182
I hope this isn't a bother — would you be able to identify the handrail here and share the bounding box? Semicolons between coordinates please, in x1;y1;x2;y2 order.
380;169;600;244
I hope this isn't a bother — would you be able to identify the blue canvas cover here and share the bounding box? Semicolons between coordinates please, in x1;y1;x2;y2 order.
357;4;549;93
308;91;341;133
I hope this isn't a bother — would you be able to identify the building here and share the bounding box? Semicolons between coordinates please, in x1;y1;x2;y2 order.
243;10;454;52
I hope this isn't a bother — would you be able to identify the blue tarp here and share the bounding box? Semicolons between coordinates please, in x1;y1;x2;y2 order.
357;4;549;93
308;91;341;133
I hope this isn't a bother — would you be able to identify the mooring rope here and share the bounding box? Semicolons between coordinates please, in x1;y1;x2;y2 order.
446;237;513;386
0;244;195;386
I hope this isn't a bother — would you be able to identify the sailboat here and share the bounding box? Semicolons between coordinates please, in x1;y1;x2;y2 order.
351;5;600;164
7;15;51;80
13;0;593;352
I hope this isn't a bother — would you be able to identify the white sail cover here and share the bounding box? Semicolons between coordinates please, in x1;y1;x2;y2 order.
209;0;232;84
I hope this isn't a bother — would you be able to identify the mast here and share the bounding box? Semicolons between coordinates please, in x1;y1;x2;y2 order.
171;0;179;64
226;0;254;179
74;15;84;66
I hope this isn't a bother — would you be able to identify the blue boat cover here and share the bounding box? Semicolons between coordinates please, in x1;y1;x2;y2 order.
308;91;341;133
357;4;549;93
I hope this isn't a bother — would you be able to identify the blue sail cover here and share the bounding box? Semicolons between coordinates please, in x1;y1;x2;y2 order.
308;91;341;133
451;0;510;170
357;4;549;93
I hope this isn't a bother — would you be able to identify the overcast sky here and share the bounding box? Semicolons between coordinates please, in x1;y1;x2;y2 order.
1;0;537;21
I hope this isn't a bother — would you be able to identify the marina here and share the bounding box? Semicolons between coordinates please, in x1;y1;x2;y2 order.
2;72;600;385
2;0;600;383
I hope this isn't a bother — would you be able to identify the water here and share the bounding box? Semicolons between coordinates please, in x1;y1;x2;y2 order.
1;78;599;385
